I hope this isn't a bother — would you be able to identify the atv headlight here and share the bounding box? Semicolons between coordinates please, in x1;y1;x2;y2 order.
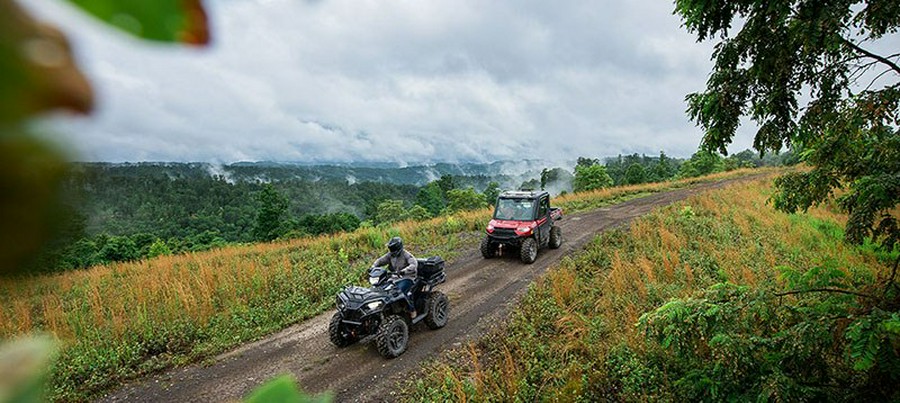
366;301;383;310
369;276;380;285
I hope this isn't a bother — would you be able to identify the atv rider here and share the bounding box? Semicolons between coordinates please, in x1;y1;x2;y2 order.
372;237;418;318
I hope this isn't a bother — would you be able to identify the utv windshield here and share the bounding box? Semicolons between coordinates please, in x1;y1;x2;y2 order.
493;198;535;221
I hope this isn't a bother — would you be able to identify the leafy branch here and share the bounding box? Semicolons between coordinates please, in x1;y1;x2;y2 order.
839;37;900;76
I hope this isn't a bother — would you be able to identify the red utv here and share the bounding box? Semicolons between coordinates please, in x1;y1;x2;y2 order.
480;190;563;263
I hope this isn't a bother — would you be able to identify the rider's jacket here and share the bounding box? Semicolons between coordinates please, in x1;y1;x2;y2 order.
372;250;418;281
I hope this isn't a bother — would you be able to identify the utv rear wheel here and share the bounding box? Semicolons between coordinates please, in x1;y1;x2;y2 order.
328;312;356;347
549;225;562;249
424;291;450;329
480;237;496;258
520;237;538;263
375;315;409;358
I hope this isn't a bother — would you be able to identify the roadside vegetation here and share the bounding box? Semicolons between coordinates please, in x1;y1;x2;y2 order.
405;177;899;401
0;168;761;401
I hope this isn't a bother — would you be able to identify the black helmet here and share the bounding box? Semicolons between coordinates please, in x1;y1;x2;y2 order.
387;237;404;257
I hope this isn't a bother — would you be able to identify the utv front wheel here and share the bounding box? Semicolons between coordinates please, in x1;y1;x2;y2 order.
549;225;562;249
375;315;409;358
424;291;450;329
480;237;496;258
520;237;538;263
328;312;356;347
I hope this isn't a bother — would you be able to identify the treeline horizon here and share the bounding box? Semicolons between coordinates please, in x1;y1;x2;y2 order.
25;149;795;274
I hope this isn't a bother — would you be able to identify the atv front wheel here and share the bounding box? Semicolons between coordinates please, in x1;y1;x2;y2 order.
549;225;562;249
520;237;538;263
375;315;409;358
480;237;496;258
424;291;450;329
328;312;356;347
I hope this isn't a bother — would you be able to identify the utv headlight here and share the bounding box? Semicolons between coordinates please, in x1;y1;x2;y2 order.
366;301;383;310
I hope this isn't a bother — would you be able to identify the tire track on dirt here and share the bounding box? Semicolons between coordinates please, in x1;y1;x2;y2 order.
100;174;766;403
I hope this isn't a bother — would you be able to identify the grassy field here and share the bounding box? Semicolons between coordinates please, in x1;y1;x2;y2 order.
404;176;899;401
0;168;765;401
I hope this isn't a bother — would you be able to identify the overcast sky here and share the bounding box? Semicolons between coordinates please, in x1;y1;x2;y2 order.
27;0;760;164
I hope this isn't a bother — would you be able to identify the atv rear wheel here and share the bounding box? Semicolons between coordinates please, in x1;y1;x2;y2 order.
549;225;562;249
424;291;450;329
520;237;538;263
480;237;496;258
328;312;356;347
375;315;409;358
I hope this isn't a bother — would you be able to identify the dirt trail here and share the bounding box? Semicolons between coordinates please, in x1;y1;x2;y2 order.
100;175;765;403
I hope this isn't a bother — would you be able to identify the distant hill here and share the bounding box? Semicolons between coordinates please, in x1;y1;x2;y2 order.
28;160;567;273
36;152;788;273
95;159;562;187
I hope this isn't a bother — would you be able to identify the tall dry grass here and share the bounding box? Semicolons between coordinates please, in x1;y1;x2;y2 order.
406;174;894;402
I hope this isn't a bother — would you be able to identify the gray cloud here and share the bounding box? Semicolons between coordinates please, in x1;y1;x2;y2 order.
27;0;760;163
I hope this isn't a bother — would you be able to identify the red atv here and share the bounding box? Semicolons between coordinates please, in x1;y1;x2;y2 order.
481;190;563;263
